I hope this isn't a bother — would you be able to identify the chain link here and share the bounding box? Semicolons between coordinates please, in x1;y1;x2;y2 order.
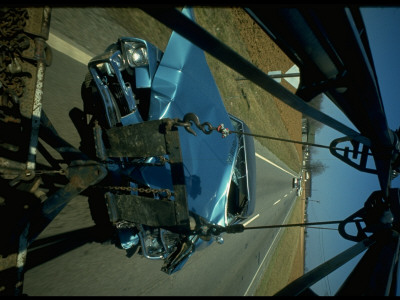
100;185;172;199
99;156;172;198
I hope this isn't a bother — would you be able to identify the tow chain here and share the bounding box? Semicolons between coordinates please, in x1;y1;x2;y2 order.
98;185;172;199
94;156;172;198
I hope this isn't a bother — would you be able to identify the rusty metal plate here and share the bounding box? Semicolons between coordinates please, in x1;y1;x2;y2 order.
105;119;169;158
111;194;177;227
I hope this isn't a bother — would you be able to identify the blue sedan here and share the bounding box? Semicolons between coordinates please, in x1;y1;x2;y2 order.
81;7;256;274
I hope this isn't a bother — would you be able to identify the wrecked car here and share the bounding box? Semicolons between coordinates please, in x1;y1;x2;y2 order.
79;7;256;274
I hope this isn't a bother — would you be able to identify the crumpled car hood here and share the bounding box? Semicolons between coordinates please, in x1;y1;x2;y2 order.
141;7;237;226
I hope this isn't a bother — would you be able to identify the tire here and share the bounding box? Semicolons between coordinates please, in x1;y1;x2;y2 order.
81;72;97;115
88;189;114;243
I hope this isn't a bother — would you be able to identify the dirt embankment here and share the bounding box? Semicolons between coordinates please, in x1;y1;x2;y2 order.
230;8;303;161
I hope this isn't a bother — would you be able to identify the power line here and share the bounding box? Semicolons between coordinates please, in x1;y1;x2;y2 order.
307;226;337;231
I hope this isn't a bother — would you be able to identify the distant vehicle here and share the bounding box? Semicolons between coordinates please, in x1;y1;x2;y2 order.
296;185;303;196
292;177;299;188
293;176;302;196
79;7;256;274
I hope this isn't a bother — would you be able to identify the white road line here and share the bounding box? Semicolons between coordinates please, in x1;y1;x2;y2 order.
244;191;297;296
255;152;296;177
284;194;288;197
47;32;93;65
243;214;260;227
273;199;281;205
244;224;282;296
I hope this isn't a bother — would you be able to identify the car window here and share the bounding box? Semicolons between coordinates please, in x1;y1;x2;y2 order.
227;118;249;224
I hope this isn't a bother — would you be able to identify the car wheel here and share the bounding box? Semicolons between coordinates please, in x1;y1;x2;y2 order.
88;189;114;243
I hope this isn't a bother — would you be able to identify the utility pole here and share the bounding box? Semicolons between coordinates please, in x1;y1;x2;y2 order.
303;198;320;203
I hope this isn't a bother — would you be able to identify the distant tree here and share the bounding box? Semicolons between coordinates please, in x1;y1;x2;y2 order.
309;160;328;176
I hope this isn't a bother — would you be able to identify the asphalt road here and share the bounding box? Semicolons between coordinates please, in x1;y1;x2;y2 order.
22;8;300;296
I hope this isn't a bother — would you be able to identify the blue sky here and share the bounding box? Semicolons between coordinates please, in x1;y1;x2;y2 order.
304;7;400;296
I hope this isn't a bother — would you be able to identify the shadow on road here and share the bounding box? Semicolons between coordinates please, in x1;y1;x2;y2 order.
26;226;139;271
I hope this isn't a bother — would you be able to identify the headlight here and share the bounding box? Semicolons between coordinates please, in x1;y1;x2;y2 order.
123;41;148;67
90;50;125;77
114;51;125;70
